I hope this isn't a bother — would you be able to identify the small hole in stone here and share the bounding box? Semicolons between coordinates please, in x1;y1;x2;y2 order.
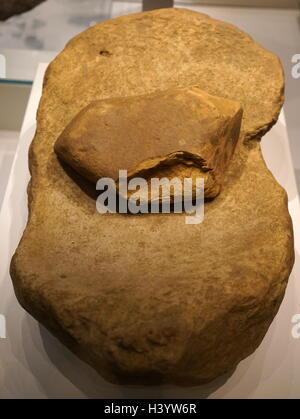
100;50;112;57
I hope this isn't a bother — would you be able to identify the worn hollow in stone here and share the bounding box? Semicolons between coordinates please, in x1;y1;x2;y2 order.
10;8;294;385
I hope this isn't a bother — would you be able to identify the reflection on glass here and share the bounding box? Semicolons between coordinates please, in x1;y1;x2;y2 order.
0;0;144;52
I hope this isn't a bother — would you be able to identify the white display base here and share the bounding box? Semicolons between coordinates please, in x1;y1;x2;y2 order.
0;64;300;399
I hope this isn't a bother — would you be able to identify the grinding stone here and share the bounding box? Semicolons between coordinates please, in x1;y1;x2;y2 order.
54;86;243;200
10;8;294;385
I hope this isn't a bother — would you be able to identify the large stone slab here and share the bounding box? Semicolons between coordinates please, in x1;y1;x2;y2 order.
11;8;294;385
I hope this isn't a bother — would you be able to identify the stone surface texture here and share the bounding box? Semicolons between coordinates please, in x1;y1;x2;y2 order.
11;8;294;385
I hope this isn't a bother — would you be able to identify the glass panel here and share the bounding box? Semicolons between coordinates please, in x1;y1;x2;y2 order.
176;0;297;6
0;0;143;83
